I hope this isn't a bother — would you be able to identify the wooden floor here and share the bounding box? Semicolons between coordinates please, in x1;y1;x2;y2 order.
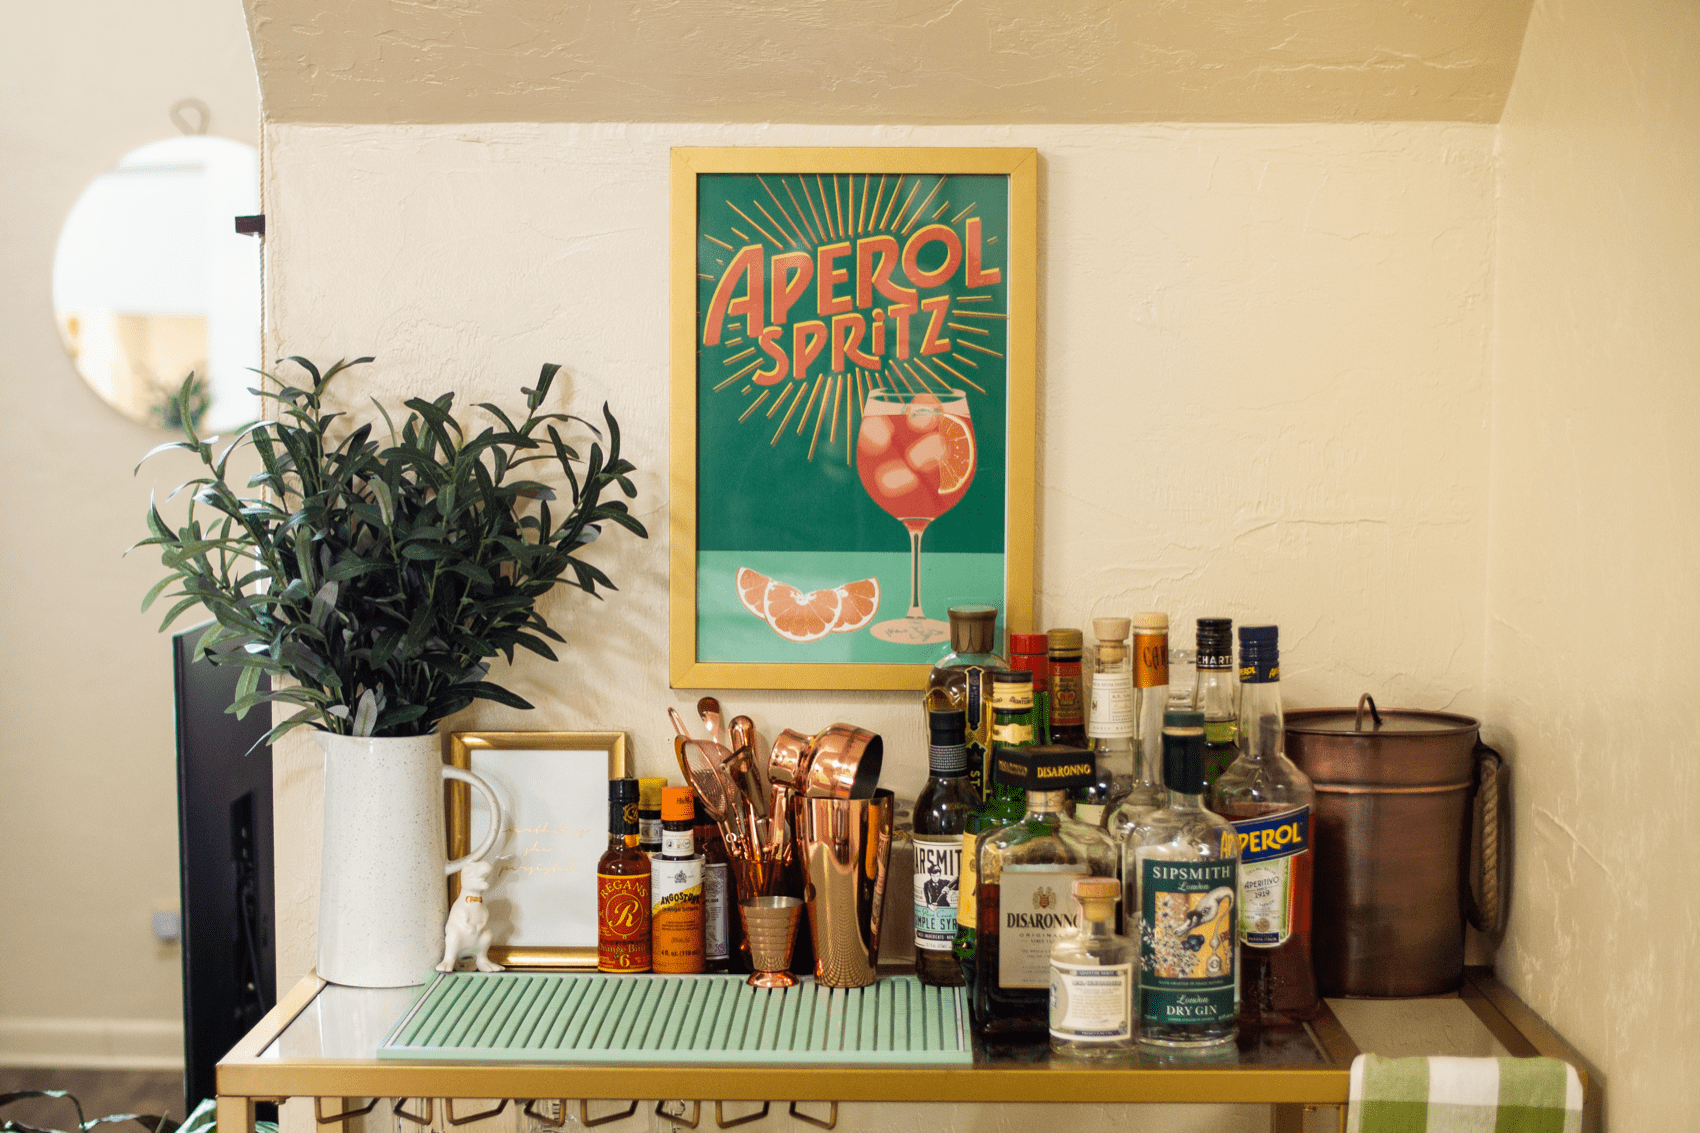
0;1068;184;1129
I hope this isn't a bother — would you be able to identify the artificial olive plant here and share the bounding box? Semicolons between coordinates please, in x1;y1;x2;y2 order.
137;357;647;742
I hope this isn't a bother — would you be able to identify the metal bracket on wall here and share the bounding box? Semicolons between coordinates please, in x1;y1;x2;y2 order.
314;1099;377;1127
393;1099;435;1126
579;1101;639;1127
447;1100;509;1126
522;1101;566;1128
713;1102;769;1129
788;1103;836;1130
655;1101;702;1128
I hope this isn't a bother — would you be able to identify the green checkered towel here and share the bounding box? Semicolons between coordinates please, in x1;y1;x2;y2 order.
1347;1054;1583;1133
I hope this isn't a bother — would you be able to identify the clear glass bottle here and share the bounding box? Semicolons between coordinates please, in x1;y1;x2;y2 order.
974;746;1117;1039
1210;624;1320;1025
926;605;1006;799
1125;713;1238;1048
1106;613;1170;842
1045;629;1088;748
1195;618;1239;789
1078;616;1133;827
1168;643;1197;711
1008;633;1051;743
1049;877;1134;1058
914;707;979;987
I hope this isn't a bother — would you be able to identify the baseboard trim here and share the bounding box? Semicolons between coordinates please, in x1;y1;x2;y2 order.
0;1017;184;1071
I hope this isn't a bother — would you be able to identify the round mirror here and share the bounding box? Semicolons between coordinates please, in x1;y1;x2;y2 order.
53;136;260;432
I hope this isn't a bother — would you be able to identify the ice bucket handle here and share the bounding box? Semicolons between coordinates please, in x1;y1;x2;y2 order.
1467;740;1505;935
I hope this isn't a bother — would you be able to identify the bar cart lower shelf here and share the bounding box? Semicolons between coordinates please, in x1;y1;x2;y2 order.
216;968;1594;1133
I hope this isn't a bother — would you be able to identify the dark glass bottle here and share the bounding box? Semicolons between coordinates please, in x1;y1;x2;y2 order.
973;745;1116;1038
1195;618;1239;789
1046;629;1088;748
1210;624;1320;1025
913;708;980;986
694;797;734;972
926;605;1006;799
1008;633;1051;743
596;778;651;973
952;751;1028;995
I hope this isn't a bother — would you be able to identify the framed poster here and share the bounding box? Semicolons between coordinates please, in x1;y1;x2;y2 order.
445;731;627;968
670;147;1037;690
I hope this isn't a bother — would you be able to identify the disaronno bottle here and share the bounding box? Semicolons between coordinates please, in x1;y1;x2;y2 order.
913;707;979;986
596;778;651;973
1210;623;1319;1024
650;786;704;974
926;606;1006;799
973;746;1116;1038
1125;713;1238;1048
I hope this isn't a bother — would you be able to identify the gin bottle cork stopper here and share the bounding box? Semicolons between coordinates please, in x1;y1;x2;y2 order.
1093;617;1130;662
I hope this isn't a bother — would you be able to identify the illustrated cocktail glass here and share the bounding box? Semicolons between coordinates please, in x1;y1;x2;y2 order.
855;387;977;644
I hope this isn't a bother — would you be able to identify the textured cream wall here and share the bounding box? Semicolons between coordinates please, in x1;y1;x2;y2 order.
1487;0;1700;1127
263;123;1498;1097
0;0;257;1064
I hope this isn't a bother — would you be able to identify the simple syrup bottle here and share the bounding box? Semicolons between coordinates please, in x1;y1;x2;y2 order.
914;707;980;986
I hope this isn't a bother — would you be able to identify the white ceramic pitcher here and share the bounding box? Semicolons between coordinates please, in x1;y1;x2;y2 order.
315;731;502;987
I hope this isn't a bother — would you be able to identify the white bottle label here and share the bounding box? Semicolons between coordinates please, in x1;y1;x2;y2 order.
661;829;695;858
997;866;1087;989
912;836;962;952
703;861;729;961
1049;960;1133;1041
1089;673;1134;738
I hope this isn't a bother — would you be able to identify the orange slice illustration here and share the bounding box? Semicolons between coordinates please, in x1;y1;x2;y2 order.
831;578;880;633
763;582;843;643
736;566;771;617
936;415;976;495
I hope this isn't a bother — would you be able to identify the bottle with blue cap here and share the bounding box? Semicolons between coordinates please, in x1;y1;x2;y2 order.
1209;623;1320;1025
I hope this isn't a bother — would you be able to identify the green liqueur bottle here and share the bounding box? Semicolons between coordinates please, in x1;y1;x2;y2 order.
1125;712;1239;1049
953;678;1032;993
973;745;1116;1039
913;708;979;987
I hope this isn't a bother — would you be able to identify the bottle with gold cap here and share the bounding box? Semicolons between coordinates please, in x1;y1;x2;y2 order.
1077;617;1133;826
926;605;1006;799
1106;614;1170;841
651;786;704;974
1046;628;1088;748
636;777;667;856
1049;876;1134;1058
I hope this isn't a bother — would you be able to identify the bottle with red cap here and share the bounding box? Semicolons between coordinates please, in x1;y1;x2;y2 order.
1008;632;1050;743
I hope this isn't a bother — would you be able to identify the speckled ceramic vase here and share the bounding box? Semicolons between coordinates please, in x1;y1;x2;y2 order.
315;732;502;988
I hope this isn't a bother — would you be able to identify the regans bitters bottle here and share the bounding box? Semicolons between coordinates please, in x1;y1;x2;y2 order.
597;778;652;972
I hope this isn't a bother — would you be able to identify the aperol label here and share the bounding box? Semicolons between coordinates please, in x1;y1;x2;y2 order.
691;163;1015;670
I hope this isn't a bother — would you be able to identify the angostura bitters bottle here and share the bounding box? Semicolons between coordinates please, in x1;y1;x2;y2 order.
597;778;651;972
650;786;704;974
926;605;1006;799
974;745;1116;1038
1210;623;1320;1024
913;707;980;986
1126;713;1239;1048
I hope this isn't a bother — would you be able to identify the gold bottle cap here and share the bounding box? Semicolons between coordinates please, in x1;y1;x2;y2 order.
638;777;667;809
947;605;999;653
1046;627;1083;651
1133;612;1169;633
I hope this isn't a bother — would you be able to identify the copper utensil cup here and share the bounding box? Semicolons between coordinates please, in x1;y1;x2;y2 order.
797;789;893;988
740;896;803;988
803;725;884;799
1287;695;1505;998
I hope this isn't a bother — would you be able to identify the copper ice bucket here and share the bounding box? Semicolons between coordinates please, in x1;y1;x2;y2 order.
1286;695;1505;998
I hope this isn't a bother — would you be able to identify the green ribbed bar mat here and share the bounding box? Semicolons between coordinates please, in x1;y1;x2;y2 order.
378;972;971;1064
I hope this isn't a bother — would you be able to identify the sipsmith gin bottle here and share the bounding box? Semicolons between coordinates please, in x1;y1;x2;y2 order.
973;745;1116;1038
1125;713;1239;1048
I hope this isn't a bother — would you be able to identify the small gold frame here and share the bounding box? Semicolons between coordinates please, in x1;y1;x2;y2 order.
446;730;628;968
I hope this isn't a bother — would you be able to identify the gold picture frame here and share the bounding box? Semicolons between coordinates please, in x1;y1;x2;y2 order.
446;730;627;968
670;146;1038;690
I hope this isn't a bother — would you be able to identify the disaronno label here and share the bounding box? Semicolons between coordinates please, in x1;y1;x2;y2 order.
997;865;1086;989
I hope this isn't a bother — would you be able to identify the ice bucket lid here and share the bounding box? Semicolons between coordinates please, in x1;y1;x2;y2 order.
1286;693;1477;738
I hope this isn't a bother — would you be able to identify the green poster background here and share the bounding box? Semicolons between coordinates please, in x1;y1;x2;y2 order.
694;171;1010;664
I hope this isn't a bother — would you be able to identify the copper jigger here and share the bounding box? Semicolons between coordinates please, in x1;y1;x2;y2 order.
767;729;813;787
739;896;804;988
803;724;883;799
